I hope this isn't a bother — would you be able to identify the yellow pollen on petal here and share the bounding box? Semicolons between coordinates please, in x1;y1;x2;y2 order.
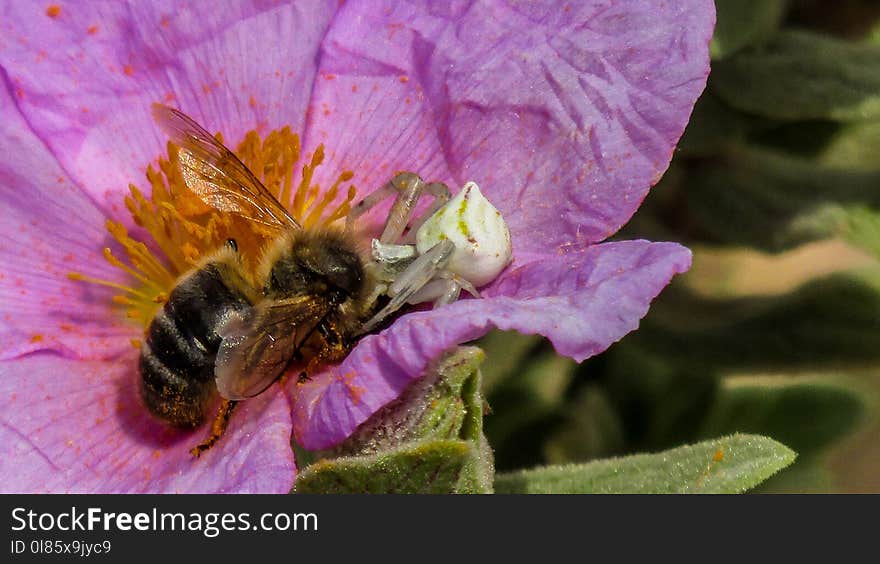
70;125;358;328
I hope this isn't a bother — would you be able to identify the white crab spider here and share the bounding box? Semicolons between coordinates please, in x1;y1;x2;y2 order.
347;172;513;333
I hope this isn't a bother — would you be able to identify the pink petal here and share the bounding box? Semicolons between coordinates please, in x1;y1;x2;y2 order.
0;84;136;360
0;351;295;493
293;240;692;449
0;0;338;221
304;0;714;260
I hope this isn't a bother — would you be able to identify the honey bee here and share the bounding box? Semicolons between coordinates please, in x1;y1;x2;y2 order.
142;105;471;457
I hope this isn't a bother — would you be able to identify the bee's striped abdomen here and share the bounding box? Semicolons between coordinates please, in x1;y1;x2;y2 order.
139;262;251;427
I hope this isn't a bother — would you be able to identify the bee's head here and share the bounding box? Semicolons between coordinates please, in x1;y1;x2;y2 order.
265;231;365;304
305;240;365;305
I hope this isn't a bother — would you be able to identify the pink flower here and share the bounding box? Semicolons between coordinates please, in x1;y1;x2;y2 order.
0;1;714;492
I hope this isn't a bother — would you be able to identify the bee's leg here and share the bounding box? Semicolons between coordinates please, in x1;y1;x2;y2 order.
298;347;343;382
296;347;329;384
190;399;239;458
360;239;456;333
300;321;353;380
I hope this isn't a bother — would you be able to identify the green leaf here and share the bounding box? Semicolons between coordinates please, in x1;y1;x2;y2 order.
712;30;880;121
747;120;843;158
698;375;871;457
787;204;880;258
294;346;495;493
870;19;880;44
484;349;577;471
600;344;717;450
294;439;488;494
683;146;880;251
494;434;796;494
676;92;758;157
635;273;880;371
711;0;787;60
542;384;626;464
475;330;544;394
818;120;880;171
328;347;486;455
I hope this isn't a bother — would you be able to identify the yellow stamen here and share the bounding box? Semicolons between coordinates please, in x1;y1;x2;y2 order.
292;145;325;219
303;171;355;229
70;124;359;328
102;248;161;290
279;131;301;209
325;185;358;225
112;295;140;306
67;272;152;299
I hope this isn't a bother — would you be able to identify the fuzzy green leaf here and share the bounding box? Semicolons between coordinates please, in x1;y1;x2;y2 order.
294;440;486;494
326;347;487;456
495;434;796;494
294;346;494;493
711;0;787;60
713;30;880;121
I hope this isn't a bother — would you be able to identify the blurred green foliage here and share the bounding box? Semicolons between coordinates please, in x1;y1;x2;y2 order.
477;0;880;493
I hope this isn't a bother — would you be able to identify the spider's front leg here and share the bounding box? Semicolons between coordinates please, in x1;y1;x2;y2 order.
348;172;461;331
360;237;481;334
360;238;458;333
346;171;450;243
350;174;511;335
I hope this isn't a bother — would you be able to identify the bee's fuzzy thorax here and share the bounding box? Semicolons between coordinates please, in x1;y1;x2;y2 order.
258;226;371;303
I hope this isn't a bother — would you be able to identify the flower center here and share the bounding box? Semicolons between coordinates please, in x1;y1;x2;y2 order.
70;127;357;337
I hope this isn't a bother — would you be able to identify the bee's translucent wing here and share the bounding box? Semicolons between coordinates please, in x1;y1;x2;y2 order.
214;296;331;400
151;103;301;232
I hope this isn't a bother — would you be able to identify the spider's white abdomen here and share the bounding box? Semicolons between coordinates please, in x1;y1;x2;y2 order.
415;181;512;288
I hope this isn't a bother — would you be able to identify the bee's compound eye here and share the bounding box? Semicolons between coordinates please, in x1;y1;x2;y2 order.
225;239;239;253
